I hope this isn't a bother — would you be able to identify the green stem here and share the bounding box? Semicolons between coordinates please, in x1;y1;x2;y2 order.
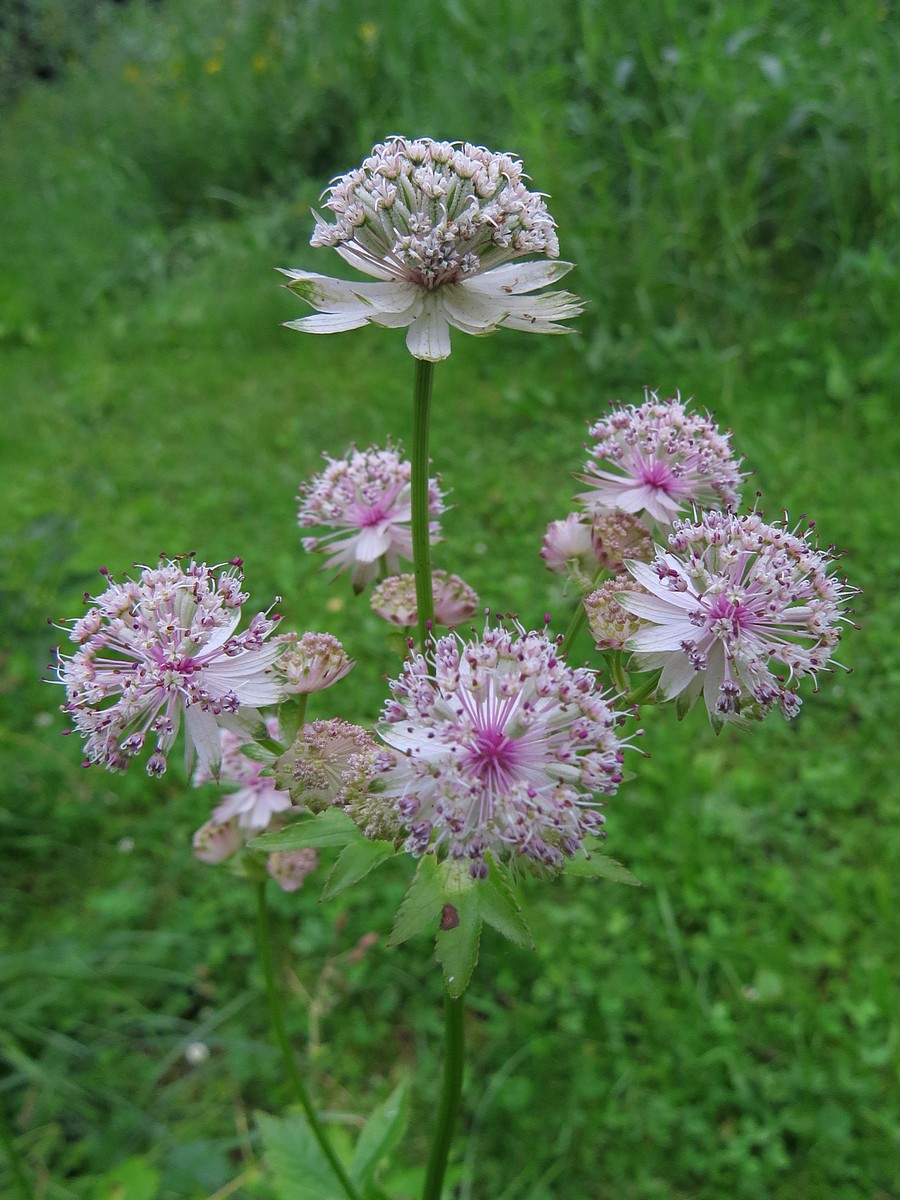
255;880;362;1200
0;1095;31;1200
560;564;610;658
411;358;436;651
422;992;466;1200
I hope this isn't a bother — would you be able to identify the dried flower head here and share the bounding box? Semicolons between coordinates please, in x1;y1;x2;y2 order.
370;570;479;628
618;511;857;726
374;621;628;876
275;717;380;813
279;135;583;361
585;576;647;650
55;558;284;776
298;443;445;591
276;631;354;693
590;511;655;573
194;719;293;829
579;392;744;527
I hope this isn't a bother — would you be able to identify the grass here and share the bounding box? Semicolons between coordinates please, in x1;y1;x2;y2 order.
1;1;899;1198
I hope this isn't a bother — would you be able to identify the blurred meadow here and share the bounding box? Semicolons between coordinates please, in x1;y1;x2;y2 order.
2;0;899;1197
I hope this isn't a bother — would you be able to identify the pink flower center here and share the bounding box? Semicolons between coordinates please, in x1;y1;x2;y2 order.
464;725;522;790
638;459;677;492
356;504;388;527
706;593;754;633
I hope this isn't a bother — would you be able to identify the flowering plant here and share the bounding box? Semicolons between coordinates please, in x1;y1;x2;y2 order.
47;138;856;1200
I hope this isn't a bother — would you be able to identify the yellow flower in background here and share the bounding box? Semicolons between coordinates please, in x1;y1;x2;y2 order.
122;63;142;83
358;21;378;43
252;53;268;73
204;57;223;75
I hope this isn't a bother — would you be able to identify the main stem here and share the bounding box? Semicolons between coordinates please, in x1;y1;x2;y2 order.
411;358;436;651
256;880;362;1200
422;993;466;1200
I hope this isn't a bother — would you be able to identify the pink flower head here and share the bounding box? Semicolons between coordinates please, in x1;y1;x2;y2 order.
375;620;628;876
267;848;319;893
192;818;242;864
279;136;582;361
370;571;479;628
276;631;354;693
297;443;445;591
578;392;744;527
618;511;857;726
275;718;380;813
55;557;284;776
584;576;645;651
541;513;594;575
194;719;293;829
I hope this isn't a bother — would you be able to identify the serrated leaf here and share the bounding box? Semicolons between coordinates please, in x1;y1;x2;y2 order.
388;855;443;947
252;808;362;852
322;839;398;900
435;862;482;998
238;739;280;765
565;851;642;886
480;865;534;948
256;1111;344;1200
349;1079;409;1188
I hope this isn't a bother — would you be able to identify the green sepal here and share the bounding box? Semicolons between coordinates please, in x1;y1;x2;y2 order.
278;694;308;743
388;855;443;947
349;1079;409;1190
322;838;398;901
565;839;642;886
479;861;534;949
434;860;482;999
252;808;361;852
256;1110;344;1200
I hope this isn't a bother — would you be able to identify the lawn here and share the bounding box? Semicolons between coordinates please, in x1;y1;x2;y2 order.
1;2;898;1198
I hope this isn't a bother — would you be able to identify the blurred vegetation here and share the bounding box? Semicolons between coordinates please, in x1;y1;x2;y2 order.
1;1;898;1198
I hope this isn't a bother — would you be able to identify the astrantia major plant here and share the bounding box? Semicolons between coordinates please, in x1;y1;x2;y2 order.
43;137;857;1200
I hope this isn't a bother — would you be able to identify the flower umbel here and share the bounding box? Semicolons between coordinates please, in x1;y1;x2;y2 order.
370;570;479;628
298;443;445;591
618;511;856;726
374;621;628;876
579;392;744;527
56;557;284;776
279;135;583;361
276;631;354;693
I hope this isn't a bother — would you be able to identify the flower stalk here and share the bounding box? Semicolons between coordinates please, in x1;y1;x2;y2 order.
412;358;436;649
255;879;362;1200
422;993;466;1200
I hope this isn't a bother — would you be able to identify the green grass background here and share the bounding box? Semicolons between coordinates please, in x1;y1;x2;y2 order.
1;1;898;1197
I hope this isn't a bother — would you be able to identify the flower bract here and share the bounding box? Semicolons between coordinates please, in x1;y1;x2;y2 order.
279;135;583;361
194;719;293;829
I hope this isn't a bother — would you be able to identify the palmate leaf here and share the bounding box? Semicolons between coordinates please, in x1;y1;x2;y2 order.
349;1079;410;1189
388;855;444;947
251;807;362;852
565;840;642;886
433;870;482;999
256;1111;345;1200
322;838;398;900
479;861;534;948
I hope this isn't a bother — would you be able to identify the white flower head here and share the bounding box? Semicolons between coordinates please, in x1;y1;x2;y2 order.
276;631;354;693
618;511;857;726
374;620;629;877
297;443;445;591
56;557;285;777
579;391;745;528
278;135;583;361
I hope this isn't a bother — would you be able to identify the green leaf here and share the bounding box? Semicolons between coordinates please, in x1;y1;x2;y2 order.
256;1111;344;1200
349;1079;409;1188
89;1155;160;1200
479;864;534;948
565;848;642;886
252;808;362;852
322;838;398;900
434;861;482;998
388;855;444;947
238;738;282;764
